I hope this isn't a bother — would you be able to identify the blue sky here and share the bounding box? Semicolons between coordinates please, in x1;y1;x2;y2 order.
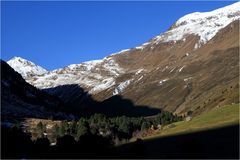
1;1;236;70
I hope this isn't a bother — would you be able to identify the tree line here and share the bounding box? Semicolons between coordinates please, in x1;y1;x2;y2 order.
34;111;182;144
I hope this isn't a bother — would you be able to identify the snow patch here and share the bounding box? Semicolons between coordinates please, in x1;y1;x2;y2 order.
137;76;144;81
135;69;144;75
118;49;130;54
194;43;200;50
102;57;124;76
113;79;132;95
169;67;176;73
68;60;102;71
110;49;130;56
135;42;150;50
159;79;168;85
90;77;115;94
179;66;185;72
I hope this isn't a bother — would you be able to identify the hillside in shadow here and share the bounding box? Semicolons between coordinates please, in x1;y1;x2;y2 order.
2;124;239;159
114;124;239;159
44;84;162;117
1;60;75;121
2;57;162;121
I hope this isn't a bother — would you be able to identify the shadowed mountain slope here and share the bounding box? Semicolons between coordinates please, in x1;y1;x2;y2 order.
1;60;75;121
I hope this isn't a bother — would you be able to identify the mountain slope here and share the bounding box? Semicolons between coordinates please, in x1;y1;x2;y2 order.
1;60;74;122
7;57;48;79
110;20;239;116
7;2;240;116
143;104;239;140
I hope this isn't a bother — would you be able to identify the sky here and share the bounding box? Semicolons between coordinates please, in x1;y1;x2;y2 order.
1;1;237;70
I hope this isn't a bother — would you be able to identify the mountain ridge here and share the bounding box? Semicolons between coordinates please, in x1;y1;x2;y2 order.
8;2;240;74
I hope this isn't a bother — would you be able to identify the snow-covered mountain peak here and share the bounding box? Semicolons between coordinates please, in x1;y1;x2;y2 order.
9;56;31;64
149;2;240;47
175;2;240;27
7;56;48;78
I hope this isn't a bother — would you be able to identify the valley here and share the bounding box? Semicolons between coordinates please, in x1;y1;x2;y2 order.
1;2;239;159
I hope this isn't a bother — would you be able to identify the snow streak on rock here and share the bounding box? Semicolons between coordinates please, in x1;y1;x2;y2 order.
113;79;132;95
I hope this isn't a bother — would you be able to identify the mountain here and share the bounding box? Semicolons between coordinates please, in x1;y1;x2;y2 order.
7;2;240;116
7;57;48;79
1;60;74;122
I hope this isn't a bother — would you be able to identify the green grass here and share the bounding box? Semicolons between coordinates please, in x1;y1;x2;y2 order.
143;104;239;140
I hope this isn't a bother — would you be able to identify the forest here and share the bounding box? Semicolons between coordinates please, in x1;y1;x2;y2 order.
2;111;182;159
